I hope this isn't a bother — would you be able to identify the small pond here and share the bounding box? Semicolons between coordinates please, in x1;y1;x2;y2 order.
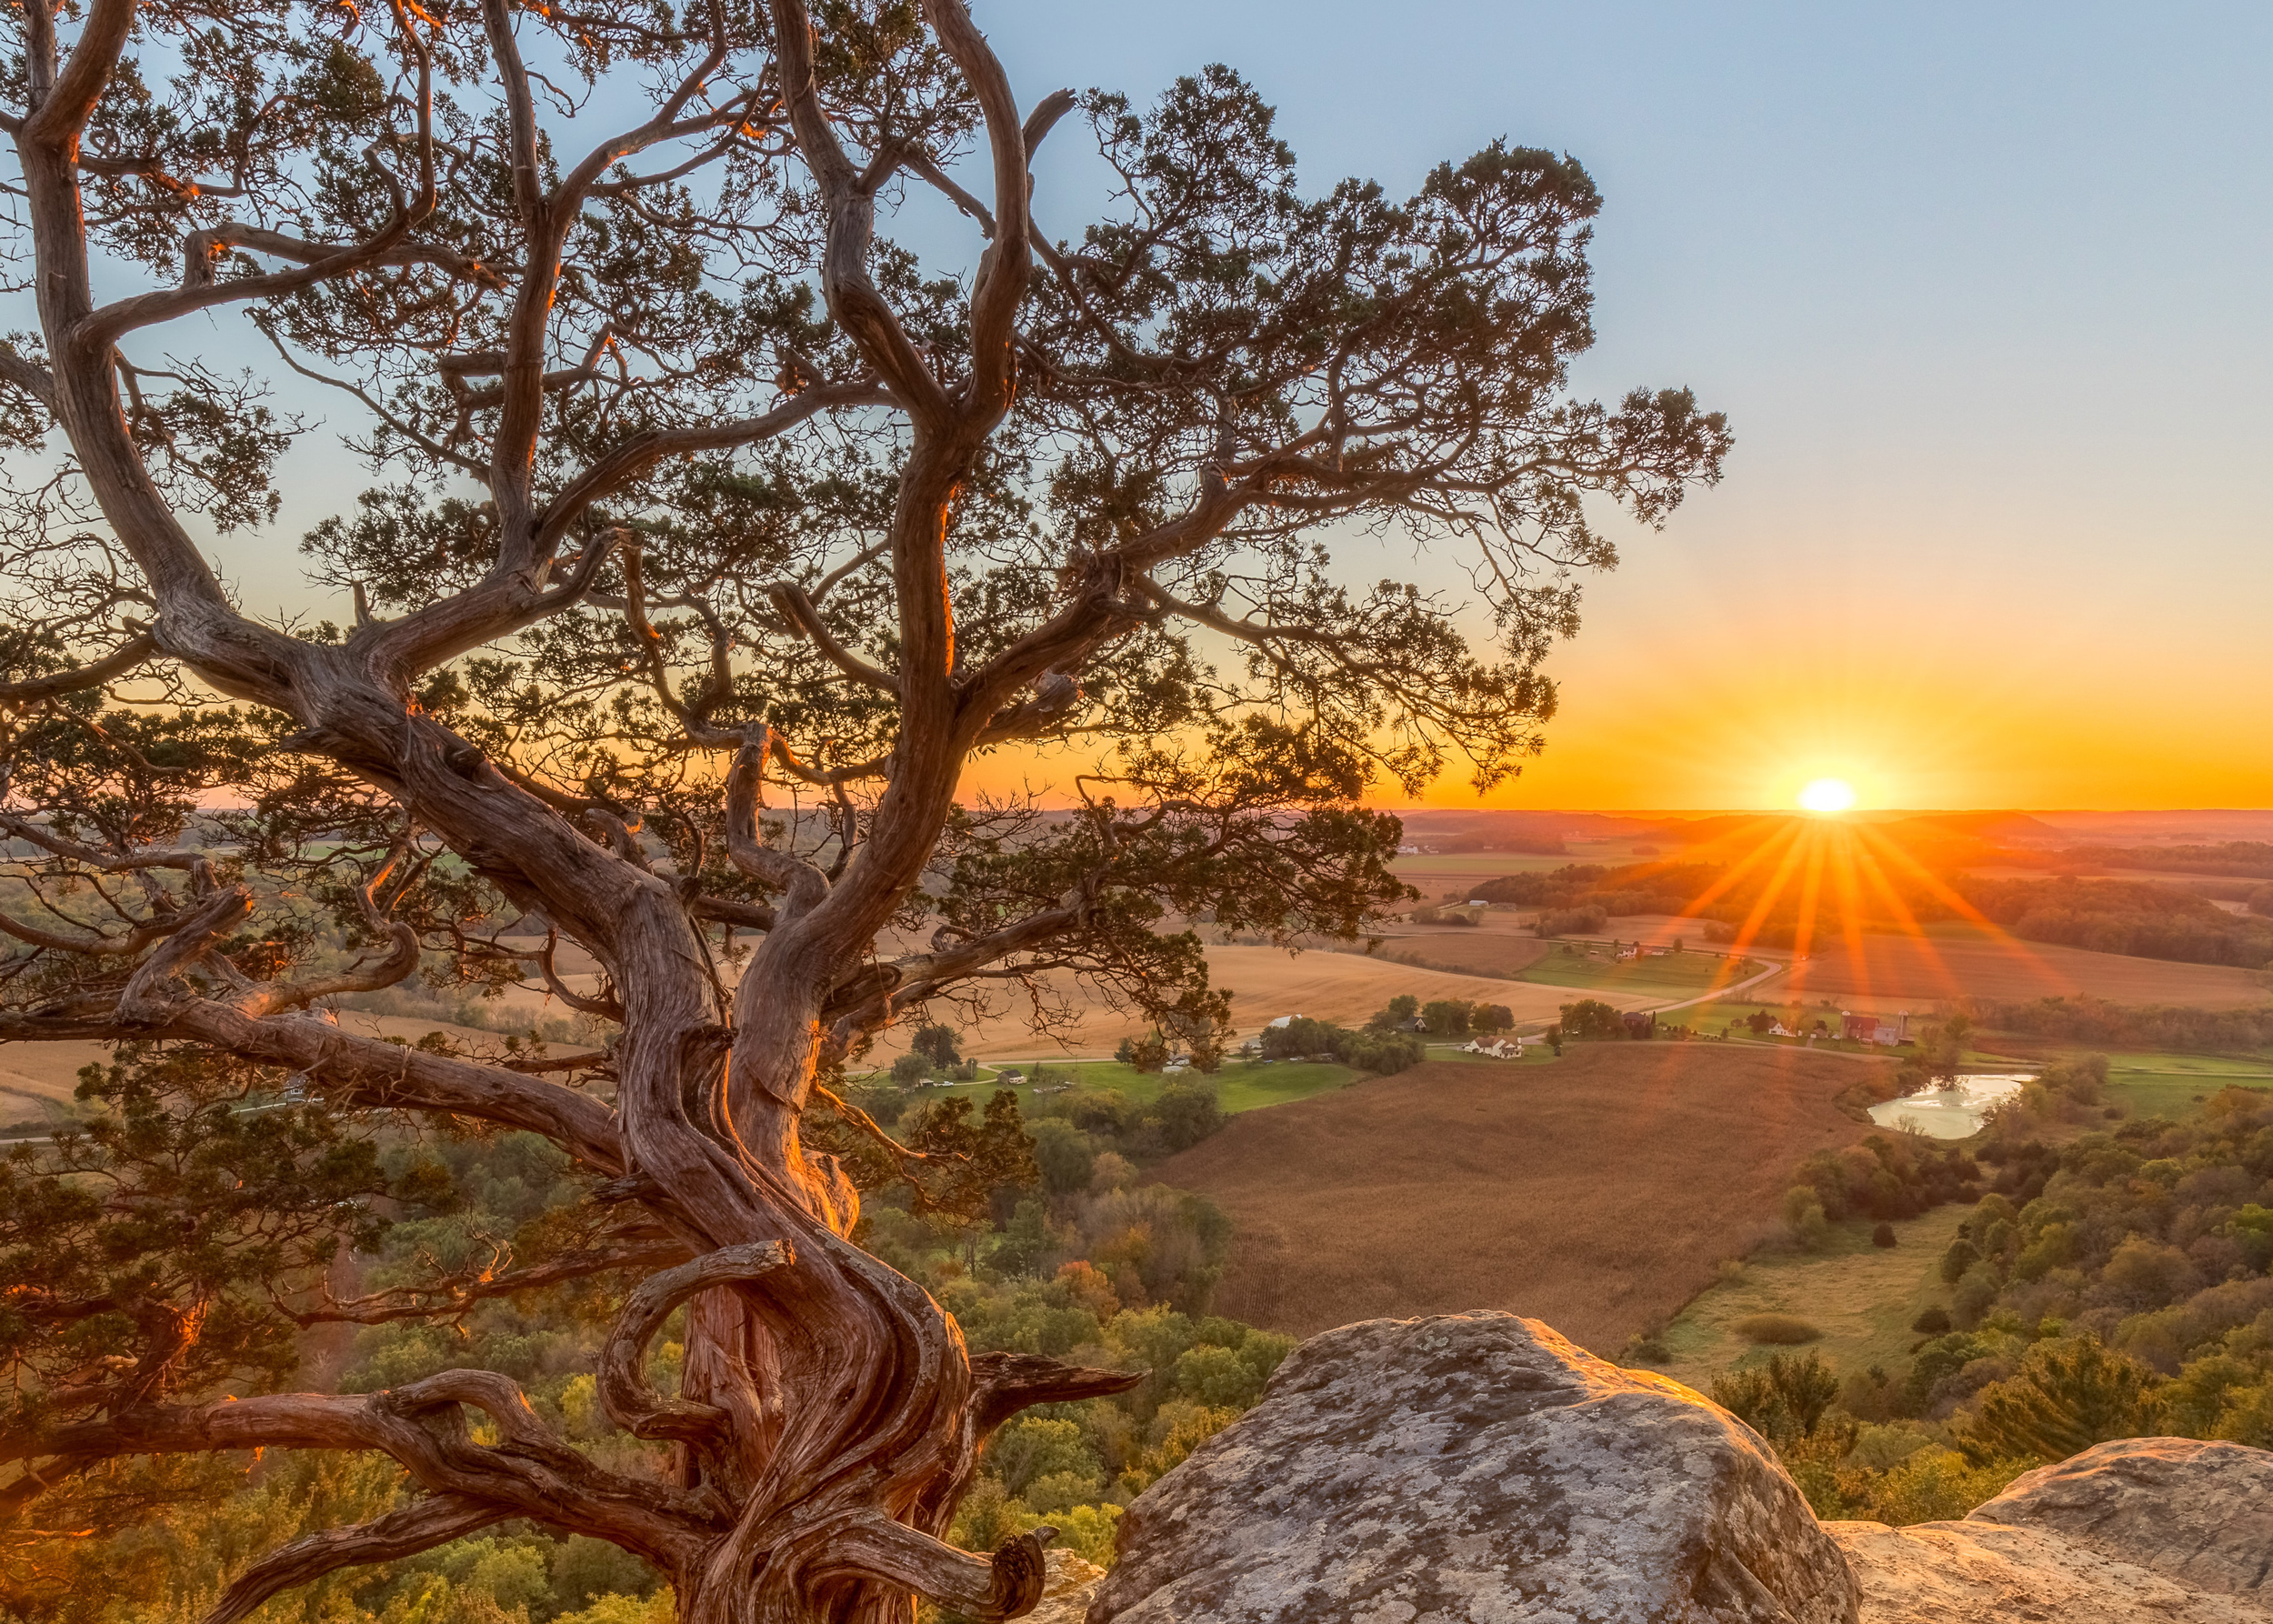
1867;1072;2037;1139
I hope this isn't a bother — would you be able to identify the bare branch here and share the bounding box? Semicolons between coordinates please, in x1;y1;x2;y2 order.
764;578;899;697
724;735;828;917
294;1237;690;1328
203;1495;508;1624
0;631;157;708
596;1240;792;1439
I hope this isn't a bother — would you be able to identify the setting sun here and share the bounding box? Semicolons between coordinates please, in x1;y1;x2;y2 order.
1797;777;1857;814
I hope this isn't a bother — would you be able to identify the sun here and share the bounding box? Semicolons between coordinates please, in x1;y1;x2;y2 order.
1797;777;1857;815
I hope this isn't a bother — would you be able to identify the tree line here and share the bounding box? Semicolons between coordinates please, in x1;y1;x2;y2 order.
1467;859;2273;967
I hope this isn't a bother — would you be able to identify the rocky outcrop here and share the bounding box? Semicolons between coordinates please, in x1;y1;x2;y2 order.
1827;1437;2273;1623
1086;1310;1859;1623
1026;1549;1107;1624
1969;1437;2273;1596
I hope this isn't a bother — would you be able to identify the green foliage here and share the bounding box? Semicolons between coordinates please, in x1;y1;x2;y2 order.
1959;1338;2165;1465
1788;1133;1981;1226
1258;1016;1423;1075
1418;999;1471;1037
1557;998;1627;1040
1027;1082;1227;1165
1712;1352;1840;1440
0;1046;458;1551
1959;877;2273;969
912;1024;963;1069
1534;905;1608;937
1715;1081;2273;1524
1966;996;2273;1054
1365;995;1419;1033
1781;1186;1830;1250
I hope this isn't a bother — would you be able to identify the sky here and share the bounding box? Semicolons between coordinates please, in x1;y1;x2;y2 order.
963;0;2273;812
171;2;2273;814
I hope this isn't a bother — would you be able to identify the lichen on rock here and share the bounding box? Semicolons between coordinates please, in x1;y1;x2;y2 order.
1827;1435;2273;1623
1086;1309;1859;1623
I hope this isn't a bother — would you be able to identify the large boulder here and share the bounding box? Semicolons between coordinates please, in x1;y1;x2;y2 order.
1827;1437;2273;1623
1968;1437;2273;1596
1087;1310;1858;1623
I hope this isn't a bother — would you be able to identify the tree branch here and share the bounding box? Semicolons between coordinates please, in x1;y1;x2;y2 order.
0;631;157;709
203;1494;509;1624
596;1240;792;1439
293;1237;691;1327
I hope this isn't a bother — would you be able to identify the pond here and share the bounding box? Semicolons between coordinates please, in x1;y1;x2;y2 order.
1867;1072;2036;1139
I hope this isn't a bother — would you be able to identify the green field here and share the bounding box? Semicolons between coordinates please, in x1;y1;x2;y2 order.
1515;942;1759;999
2098;1051;2273;1120
855;1057;1362;1116
1654;1207;1968;1391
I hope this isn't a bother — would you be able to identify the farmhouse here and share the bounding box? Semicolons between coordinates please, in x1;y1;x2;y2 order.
1839;1010;1910;1045
1461;1038;1525;1059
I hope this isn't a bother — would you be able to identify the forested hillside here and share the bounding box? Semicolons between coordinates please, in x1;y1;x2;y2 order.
1;1069;1283;1624
1715;1077;2273;1522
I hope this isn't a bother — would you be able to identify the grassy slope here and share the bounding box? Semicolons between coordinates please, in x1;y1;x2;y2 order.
1653;1208;1967;1391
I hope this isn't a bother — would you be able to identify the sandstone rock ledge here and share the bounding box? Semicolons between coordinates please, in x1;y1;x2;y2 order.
1086;1309;1858;1624
1826;1436;2273;1624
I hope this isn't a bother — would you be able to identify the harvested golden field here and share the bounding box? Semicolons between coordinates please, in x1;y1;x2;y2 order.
1365;927;1556;978
1152;1047;1882;1354
1785;928;2270;1009
905;944;1657;1060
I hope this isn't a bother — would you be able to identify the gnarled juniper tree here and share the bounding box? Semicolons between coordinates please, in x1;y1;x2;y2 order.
0;1;1727;1618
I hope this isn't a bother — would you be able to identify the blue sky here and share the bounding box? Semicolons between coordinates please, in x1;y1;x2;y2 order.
174;3;2273;808
966;1;2272;807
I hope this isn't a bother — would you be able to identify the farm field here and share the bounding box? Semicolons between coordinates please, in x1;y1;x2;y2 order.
2098;1053;2273;1121
1515;940;1757;998
1361;925;1556;979
1652;1207;1968;1391
1387;838;1666;898
879;943;1658;1060
1784;925;2272;1009
856;1058;1363;1117
1151;1045;1889;1354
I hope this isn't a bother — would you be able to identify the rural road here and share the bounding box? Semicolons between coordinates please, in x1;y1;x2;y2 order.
1646;957;1788;1016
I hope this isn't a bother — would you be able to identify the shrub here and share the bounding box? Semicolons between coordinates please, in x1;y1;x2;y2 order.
1864;1446;2031;1526
1731;1313;1823;1346
1710;1351;1839;1439
1558;998;1627;1040
1961;1338;2165;1465
1345;1032;1426;1075
1536;905;1609;937
1150;1084;1223;1153
1782;1186;1830;1250
1872;1221;1898;1248
1911;1307;1953;1336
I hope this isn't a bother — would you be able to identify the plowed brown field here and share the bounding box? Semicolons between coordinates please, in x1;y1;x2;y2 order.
1152;1047;1885;1354
1784;929;2270;1009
